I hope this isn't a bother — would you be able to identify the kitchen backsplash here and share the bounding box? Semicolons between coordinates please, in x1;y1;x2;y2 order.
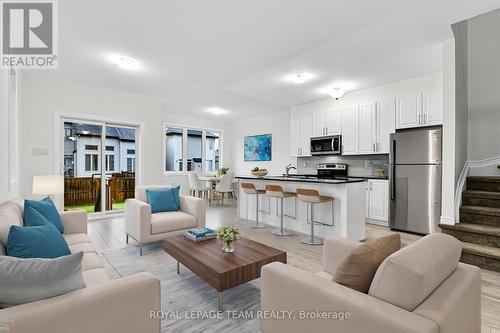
297;155;389;177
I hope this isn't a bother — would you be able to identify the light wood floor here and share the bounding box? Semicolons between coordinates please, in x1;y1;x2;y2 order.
89;204;500;333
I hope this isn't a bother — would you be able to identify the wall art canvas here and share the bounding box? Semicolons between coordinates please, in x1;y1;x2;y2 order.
244;134;272;161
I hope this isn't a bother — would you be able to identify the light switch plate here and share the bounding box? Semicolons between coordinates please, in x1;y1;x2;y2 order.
32;148;49;156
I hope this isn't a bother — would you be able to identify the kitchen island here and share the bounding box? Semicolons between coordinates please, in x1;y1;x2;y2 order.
236;175;367;241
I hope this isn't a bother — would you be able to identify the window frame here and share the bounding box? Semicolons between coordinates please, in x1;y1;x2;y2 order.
163;123;223;175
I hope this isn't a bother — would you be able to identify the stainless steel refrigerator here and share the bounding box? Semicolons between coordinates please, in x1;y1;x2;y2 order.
389;127;442;234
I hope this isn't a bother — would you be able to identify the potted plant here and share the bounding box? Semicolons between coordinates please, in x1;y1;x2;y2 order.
216;167;230;177
217;226;240;253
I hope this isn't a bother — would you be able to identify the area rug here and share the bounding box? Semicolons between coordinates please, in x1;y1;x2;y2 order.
102;242;262;333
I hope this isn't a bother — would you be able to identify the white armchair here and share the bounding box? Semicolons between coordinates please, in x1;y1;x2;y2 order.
261;234;481;333
125;185;206;255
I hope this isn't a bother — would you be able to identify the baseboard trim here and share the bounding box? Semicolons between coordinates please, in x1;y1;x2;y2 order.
454;154;500;223
440;216;455;225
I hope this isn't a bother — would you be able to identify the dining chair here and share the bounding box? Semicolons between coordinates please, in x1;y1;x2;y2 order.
188;172;209;198
215;172;234;206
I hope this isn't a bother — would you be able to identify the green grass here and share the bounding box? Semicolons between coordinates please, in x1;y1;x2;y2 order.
65;201;125;213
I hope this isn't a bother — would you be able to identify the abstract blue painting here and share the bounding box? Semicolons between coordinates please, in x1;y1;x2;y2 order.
244;134;272;161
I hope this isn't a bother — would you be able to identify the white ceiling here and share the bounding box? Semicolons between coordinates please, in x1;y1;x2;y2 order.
43;0;500;120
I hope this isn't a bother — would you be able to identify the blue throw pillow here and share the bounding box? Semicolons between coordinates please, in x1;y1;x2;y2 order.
146;186;180;213
24;197;64;233
7;209;71;259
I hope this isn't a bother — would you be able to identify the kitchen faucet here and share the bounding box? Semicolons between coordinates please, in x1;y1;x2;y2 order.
284;163;296;177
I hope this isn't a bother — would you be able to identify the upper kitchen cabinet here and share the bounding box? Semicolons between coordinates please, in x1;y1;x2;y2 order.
300;113;313;156
312;111;327;137
376;98;396;153
396;91;442;129
312;109;341;137
396;94;421;129
422;90;443;126
326;110;342;135
290;111;313;157
358;103;376;154
290;113;301;157
341;105;359;155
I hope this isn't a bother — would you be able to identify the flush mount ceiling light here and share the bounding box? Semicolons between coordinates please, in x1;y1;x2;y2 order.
328;87;346;100
284;72;313;84
108;54;141;70
207;107;227;115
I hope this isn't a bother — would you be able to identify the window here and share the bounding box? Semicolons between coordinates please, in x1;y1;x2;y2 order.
165;127;184;172
187;129;202;171
127;149;135;155
85;145;98;151
85;154;98;171
205;131;220;172
127;157;135;172
105;155;115;171
164;125;222;173
64;128;72;138
105;146;114;151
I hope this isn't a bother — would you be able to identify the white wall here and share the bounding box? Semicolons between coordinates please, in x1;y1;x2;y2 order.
230;110;294;176
230;73;443;177
18;73;233;198
441;39;457;224
467;8;500;163
0;70;8;202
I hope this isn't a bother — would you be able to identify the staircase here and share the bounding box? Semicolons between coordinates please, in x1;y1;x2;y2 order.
440;176;500;272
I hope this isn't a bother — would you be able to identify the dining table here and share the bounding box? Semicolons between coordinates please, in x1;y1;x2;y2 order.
198;175;239;207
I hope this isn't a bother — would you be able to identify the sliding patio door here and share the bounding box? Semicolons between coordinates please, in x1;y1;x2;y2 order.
61;119;138;216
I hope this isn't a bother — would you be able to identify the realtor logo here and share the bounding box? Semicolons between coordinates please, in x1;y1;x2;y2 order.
1;0;58;69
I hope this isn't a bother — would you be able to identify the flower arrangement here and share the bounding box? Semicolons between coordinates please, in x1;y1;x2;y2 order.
217;226;240;253
216;167;230;177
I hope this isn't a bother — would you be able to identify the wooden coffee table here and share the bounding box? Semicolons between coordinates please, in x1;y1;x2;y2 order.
163;235;287;311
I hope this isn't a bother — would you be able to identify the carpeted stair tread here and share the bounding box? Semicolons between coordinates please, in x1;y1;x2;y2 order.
467;176;500;183
460;205;500;217
463;190;500;199
440;223;500;237
462;242;500;261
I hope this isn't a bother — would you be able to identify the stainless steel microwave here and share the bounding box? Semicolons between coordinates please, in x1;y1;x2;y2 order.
310;135;341;155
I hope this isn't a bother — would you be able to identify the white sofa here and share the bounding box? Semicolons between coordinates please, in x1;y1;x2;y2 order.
125;185;206;255
0;199;161;333
261;233;481;333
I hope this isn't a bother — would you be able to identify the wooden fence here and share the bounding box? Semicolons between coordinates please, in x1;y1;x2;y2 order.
64;176;135;206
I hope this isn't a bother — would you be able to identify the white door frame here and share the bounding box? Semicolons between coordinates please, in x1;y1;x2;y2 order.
54;111;144;219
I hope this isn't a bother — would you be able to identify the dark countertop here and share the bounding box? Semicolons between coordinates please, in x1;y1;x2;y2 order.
235;175;366;184
348;175;389;180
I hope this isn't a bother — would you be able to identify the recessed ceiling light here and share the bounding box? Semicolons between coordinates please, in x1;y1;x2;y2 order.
328;87;346;100
284;72;313;84
81;130;89;135
108;54;141;70
207;107;227;115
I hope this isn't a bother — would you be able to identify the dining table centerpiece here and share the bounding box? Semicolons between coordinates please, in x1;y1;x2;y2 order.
217;226;240;253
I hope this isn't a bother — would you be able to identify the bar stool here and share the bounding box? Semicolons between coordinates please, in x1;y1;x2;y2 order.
241;183;267;229
296;188;335;245
265;184;296;236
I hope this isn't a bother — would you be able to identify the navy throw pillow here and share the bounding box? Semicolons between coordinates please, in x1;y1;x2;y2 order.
24;197;64;233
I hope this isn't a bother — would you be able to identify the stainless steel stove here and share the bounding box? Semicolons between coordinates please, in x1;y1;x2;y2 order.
316;163;349;179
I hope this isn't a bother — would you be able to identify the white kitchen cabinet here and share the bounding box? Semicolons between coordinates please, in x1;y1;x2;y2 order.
422;90;443;126
300;113;313;156
367;179;389;223
289;112;313;157
376;99;396;154
312;110;341;136
341;105;359;155
312;111;327;137
396;91;442;129
326;110;342;135
290;114;301;157
358;103;376;154
396;94;421;129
